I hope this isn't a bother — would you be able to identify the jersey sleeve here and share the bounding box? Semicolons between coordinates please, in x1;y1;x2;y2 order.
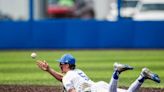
62;71;75;91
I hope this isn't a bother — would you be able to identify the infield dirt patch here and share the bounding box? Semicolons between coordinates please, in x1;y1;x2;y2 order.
0;85;163;92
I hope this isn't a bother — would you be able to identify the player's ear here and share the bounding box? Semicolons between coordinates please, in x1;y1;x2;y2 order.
66;64;71;69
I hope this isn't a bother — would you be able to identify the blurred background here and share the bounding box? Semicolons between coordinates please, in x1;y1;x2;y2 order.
0;0;164;49
1;0;164;21
0;0;164;90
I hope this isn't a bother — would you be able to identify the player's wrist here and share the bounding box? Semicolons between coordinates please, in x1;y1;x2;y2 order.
46;66;51;72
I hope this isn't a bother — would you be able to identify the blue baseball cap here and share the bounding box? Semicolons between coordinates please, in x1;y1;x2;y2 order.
56;54;76;65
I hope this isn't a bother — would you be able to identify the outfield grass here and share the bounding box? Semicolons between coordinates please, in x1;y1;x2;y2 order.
0;50;163;88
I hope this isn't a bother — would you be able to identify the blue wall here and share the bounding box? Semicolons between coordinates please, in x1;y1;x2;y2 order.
0;20;164;49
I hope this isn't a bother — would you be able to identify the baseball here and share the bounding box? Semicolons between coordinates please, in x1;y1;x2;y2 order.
31;52;37;59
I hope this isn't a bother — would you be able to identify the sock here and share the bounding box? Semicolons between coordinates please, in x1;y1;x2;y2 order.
113;70;119;80
138;75;145;83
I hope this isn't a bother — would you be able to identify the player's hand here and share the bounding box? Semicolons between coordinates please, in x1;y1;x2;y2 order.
37;60;49;71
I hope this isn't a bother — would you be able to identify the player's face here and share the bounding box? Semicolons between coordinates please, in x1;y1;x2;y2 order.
59;63;70;73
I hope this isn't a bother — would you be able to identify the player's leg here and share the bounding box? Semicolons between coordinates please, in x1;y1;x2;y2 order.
127;67;160;92
108;62;133;92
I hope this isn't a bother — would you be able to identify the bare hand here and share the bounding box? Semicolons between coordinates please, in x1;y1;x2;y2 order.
37;60;49;71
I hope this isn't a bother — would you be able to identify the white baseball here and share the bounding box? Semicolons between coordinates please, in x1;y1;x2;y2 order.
31;52;37;59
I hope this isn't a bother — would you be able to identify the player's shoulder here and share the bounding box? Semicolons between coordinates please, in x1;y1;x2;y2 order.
65;69;78;76
63;70;78;80
74;69;84;73
64;69;83;77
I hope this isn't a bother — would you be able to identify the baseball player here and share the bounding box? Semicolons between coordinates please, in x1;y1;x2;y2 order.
37;53;160;92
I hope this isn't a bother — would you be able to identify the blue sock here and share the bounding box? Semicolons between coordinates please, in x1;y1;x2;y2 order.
138;75;145;83
113;70;119;80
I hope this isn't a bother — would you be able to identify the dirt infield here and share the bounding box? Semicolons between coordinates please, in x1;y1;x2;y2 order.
0;85;163;92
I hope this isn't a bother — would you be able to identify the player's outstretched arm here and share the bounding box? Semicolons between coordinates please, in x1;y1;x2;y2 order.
37;60;63;82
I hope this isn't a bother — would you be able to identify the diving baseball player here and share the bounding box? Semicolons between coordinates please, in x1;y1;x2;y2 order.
37;54;160;92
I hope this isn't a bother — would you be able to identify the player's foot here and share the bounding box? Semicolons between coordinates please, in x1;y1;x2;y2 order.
114;62;133;73
141;68;160;83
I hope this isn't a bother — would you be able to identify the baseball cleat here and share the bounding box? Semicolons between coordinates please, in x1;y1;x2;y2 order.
141;68;160;83
114;62;134;73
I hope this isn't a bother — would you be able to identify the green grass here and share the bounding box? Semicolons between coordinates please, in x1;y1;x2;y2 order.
0;50;163;88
